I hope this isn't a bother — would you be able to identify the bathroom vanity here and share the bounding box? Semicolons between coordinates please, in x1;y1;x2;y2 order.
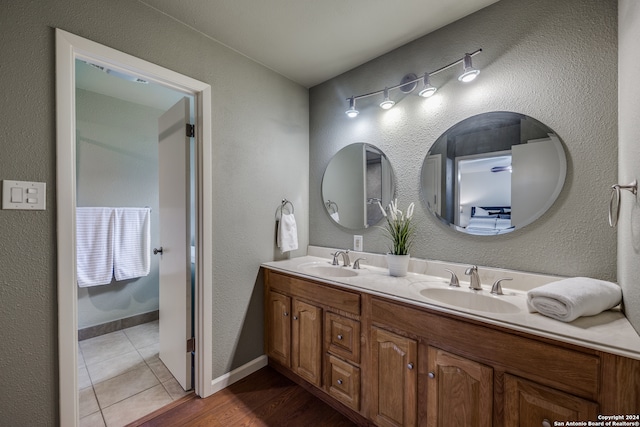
263;249;640;427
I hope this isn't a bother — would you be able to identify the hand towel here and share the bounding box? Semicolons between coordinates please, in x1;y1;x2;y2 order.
330;211;340;223
76;207;115;287
277;213;298;253
527;277;622;322
113;207;151;281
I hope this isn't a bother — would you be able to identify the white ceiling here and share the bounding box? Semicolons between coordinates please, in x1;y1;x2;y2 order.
138;0;499;88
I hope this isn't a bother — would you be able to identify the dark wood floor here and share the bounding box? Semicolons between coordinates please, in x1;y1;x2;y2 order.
129;366;357;426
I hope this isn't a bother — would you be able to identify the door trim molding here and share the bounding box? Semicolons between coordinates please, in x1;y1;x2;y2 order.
55;28;214;426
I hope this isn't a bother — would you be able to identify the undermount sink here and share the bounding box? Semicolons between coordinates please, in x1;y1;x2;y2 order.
418;287;521;314
299;263;359;278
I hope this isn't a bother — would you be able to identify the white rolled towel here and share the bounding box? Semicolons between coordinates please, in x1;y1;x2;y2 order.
527;277;622;322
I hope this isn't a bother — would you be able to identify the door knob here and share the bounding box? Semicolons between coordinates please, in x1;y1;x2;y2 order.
428;372;435;379
153;247;163;255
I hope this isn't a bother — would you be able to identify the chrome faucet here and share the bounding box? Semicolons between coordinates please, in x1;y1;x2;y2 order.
465;265;482;290
331;250;351;267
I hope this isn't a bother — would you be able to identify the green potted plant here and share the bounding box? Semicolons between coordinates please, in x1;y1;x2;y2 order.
378;199;415;276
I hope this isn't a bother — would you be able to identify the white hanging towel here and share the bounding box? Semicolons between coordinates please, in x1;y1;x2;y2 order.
277;213;298;253
76;207;115;287
113;207;151;281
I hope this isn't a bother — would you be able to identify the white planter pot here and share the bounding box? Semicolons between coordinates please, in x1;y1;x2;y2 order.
386;254;410;277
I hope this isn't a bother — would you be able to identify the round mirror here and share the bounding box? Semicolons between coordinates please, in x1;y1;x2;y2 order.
421;111;566;235
322;143;396;230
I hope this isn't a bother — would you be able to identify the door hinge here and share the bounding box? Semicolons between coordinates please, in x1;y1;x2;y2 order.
186;123;195;138
187;337;195;353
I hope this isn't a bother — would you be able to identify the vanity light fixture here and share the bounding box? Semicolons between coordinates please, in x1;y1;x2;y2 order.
345;49;482;117
458;53;480;83
345;97;359;118
379;88;395;110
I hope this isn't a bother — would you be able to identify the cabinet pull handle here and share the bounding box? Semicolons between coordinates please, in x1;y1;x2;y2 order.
283;312;289;317
337;334;343;340
542;420;551;427
293;315;298;320
428;372;435;379
407;363;414;370
337;379;343;385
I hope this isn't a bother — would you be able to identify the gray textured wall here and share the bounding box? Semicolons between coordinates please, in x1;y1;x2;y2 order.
0;0;308;424
310;0;618;280
76;89;163;329
618;0;640;334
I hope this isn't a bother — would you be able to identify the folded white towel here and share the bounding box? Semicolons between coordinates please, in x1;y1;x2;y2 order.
113;208;151;281
277;213;298;253
527;277;622;322
330;211;340;223
76;207;115;287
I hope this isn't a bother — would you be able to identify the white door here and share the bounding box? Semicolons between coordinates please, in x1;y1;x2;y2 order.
157;97;192;390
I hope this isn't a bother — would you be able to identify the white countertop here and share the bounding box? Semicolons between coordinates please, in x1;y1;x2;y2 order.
263;246;640;361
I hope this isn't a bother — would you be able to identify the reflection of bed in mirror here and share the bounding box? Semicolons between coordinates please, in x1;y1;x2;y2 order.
460;206;514;235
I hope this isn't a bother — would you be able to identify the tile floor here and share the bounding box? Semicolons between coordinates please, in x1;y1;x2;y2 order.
78;320;190;427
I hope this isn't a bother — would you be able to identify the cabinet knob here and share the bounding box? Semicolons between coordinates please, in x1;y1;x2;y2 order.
542;420;551;427
337;334;343;340
293;315;298;320
283;312;289;317
407;363;414;370
337;379;343;385
428;372;435;379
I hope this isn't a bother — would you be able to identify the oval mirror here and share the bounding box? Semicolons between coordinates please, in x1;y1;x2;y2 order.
322;143;396;230
421;111;566;235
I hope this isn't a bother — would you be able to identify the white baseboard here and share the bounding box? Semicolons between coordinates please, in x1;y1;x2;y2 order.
210;354;268;394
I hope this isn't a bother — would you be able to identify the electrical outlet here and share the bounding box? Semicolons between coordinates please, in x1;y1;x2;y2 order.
353;235;363;252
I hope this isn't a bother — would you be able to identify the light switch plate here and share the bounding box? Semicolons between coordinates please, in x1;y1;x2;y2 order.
2;180;46;210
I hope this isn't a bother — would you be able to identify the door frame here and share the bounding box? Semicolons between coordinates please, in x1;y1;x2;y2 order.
55;29;214;426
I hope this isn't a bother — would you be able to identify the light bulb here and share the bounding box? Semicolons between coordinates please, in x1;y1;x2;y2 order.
418;73;437;97
458;54;480;83
380;88;395;110
345;97;359;118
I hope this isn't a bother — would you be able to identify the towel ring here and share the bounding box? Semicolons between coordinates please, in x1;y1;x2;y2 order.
275;199;294;219
608;179;637;227
325;200;339;214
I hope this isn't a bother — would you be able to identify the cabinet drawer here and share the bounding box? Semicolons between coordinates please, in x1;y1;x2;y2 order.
327;354;360;411
268;271;360;315
325;312;360;364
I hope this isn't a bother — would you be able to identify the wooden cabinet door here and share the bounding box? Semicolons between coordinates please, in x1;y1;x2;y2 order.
427;346;493;427
292;299;322;387
266;291;291;367
504;374;598;426
371;327;417;427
